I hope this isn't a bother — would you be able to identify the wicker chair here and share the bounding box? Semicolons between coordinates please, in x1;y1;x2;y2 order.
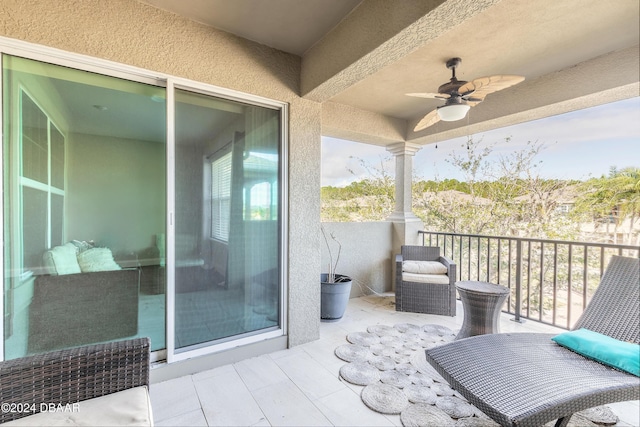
395;245;456;316
0;338;150;424
426;255;640;427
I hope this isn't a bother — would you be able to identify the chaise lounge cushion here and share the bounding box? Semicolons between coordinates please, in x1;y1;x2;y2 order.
552;328;640;376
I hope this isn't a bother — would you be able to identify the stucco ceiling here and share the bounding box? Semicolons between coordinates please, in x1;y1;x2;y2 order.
139;0;363;56
138;0;640;147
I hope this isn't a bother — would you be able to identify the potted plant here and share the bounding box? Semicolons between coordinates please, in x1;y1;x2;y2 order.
321;227;352;322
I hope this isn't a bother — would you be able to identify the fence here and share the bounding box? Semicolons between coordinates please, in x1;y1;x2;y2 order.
419;231;640;329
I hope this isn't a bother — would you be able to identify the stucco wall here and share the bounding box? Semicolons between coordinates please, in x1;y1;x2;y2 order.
0;0;321;347
321;221;394;297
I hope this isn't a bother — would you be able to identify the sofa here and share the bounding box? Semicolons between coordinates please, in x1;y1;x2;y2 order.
0;338;152;426
27;242;139;353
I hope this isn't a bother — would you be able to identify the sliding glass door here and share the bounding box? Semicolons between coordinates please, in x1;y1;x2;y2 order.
1;51;285;362
172;87;282;352
2;55;167;359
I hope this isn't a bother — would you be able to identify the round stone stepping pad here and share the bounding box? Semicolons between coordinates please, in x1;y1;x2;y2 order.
361;383;409;415
396;345;416;356
339;362;381;386
408;372;433;387
436;396;476;419
419;332;442;344
431;382;456;396
422;340;444;350
394;323;422;334
379;335;404;348
401;333;423;344
403;384;437;404
369;344;397;357
410;351;446;382
367;324;401;337
402;341;424;351
390;353;411;364
400;403;455;427
456;416;500;426
369;355;396;371
422;324;455;337
395;363;418;376
380;370;412;388
334;344;372;362
347;331;380;346
578;406;618;425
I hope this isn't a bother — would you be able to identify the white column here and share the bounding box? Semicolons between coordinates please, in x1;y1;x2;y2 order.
386;142;422;222
386;142;423;291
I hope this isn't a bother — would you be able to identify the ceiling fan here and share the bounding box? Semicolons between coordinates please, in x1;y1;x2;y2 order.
407;57;525;132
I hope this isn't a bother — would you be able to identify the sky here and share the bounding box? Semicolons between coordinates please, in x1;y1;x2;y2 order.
321;97;640;187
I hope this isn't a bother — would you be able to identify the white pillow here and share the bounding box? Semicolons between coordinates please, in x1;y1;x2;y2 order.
77;248;122;272
402;260;447;275
43;243;81;275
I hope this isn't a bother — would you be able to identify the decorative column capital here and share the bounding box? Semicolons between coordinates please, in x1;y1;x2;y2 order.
386;141;422;156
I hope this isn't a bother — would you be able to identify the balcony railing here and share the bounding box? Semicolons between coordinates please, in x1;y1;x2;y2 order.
419;231;640;329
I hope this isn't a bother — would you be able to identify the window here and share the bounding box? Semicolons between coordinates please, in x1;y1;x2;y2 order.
210;150;231;241
19;90;65;274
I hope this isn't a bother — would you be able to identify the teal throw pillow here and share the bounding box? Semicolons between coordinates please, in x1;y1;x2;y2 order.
552;328;639;377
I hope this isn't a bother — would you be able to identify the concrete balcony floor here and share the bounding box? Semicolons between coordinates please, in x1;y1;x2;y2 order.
149;294;640;426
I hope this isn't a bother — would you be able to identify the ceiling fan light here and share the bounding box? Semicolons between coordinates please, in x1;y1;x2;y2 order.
437;104;470;121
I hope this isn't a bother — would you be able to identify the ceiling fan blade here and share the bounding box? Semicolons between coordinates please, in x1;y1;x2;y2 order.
406;92;451;99
458;75;525;101
413;109;440;132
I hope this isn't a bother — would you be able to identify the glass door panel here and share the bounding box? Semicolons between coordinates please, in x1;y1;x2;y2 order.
173;88;281;351
2;55;166;359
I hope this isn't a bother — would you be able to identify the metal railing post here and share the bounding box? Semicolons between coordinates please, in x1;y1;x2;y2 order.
513;238;523;323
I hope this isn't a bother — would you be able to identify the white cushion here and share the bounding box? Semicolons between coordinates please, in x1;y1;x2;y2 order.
402;260;447;275
77;248;122;272
42;243;81;275
3;386;153;426
402;272;450;284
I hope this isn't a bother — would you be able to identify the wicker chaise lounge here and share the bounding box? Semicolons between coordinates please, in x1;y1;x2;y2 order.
426;255;640;427
0;338;151;425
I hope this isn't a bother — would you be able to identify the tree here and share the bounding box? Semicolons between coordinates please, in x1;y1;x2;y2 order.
413;137;578;239
572;167;640;245
321;155;394;222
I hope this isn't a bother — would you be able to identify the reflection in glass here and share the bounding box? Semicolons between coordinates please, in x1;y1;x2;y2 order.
2;55;166;359
174;89;281;350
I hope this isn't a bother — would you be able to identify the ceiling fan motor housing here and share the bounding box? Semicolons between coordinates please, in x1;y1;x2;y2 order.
439;58;467;95
438;79;467;95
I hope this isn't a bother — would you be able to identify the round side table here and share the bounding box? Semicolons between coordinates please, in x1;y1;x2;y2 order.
455;281;509;340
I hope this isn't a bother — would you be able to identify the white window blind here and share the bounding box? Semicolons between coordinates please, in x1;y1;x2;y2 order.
211;151;232;241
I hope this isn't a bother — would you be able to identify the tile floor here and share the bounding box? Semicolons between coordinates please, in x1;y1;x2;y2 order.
149;294;640;426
